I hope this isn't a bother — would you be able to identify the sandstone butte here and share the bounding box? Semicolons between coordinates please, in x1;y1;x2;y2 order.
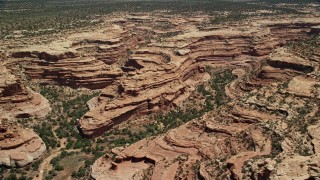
1;12;320;179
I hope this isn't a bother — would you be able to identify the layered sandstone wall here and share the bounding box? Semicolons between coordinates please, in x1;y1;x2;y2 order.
2;12;319;177
78;17;320;137
0;64;51;119
0;61;50;167
0;124;46;167
90;46;320;179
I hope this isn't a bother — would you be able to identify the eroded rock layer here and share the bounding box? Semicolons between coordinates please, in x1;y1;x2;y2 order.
78;17;319;137
0;64;51;119
0;123;46;167
6;16;319;137
3;13;320;176
90;39;320;179
8;24;135;89
0;60;49;168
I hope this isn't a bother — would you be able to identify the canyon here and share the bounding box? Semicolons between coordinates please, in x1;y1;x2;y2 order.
0;6;319;180
90;46;320;179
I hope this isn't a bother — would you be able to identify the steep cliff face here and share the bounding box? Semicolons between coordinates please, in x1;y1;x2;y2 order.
78;47;209;137
24;56;123;89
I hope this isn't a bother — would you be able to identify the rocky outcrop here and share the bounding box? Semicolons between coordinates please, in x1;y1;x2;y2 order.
91;154;154;180
90;104;274;180
78;47;210;137
8;24;141;89
2;12;319;179
24;56;123;89
267;48;315;73
242;153;320;180
271;154;320;179
90;42;320;179
263;19;320;42
0;123;46;167
0;63;48;168
78;17;320;137
0;64;51;119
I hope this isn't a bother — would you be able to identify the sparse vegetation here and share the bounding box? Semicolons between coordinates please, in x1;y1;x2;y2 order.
1;0;319;179
287;35;320;58
18;85;102;179
0;0;315;39
95;69;236;153
34;122;59;149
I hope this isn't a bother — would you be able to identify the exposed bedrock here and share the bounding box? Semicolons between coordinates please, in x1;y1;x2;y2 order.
90;42;320;179
8;24;142;89
78;47;209;137
264;20;320;42
257;48;316;82
78;18;320;137
0;64;51;119
11;51;76;62
310;25;320;34
24;57;124;89
0;63;49;168
90;101;275;179
2;13;319;178
0;124;46;167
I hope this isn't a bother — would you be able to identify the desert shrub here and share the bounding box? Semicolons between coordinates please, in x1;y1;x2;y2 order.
34;122;59;149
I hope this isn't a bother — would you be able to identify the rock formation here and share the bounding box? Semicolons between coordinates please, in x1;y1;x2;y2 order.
0;60;49;168
78;17;319;137
7;24;141;89
3;12;320;177
0;64;51;119
0;122;46;167
89;29;320;179
5;16;319;137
